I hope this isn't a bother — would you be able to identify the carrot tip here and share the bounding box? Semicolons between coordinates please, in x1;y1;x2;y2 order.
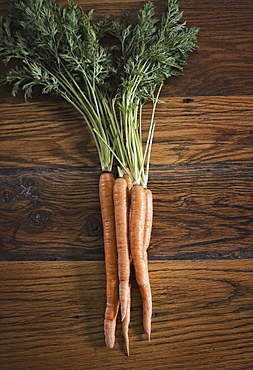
105;337;115;349
124;335;130;356
147;331;151;342
104;319;116;349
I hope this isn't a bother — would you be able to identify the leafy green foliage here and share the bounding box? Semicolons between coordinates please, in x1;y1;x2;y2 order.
110;0;199;185
0;0;117;171
0;0;199;182
111;0;199;103
1;0;115;95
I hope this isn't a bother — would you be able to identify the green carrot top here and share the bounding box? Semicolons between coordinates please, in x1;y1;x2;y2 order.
0;0;199;182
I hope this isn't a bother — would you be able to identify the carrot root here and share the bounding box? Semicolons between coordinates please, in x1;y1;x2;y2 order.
99;172;119;348
123;172;133;194
122;281;131;355
113;177;131;322
104;315;118;348
139;284;152;341
129;185;152;339
143;188;153;341
143;188;153;259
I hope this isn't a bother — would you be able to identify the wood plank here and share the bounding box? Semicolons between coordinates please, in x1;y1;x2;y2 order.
149;165;253;260
1;96;252;168
0;168;102;261
0;100;98;168
151;95;253;165
1;260;253;369
0;165;252;261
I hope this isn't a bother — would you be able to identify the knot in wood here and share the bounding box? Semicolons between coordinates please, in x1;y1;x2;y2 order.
28;210;50;227
182;98;194;103
18;177;37;191
85;214;102;237
1;190;16;203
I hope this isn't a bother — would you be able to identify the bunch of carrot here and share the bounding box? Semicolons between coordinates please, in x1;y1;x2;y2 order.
100;169;153;355
0;0;198;356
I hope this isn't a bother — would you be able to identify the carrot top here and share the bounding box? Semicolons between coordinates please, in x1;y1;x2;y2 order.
110;0;199;186
0;0;116;172
0;0;198;180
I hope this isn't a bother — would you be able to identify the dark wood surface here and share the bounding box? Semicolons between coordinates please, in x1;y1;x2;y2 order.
0;0;253;369
1;261;253;370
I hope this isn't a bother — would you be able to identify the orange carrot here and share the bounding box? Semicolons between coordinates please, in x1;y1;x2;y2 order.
122;171;133;355
122;281;131;356
99;172;119;348
129;185;152;340
124;172;133;194
143;188;153;264
113;177;131;321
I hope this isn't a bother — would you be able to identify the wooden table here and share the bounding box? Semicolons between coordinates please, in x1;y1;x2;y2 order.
1;0;253;369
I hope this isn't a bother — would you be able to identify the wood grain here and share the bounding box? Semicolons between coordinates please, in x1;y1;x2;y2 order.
1;96;252;168
1;260;253;370
0;165;252;261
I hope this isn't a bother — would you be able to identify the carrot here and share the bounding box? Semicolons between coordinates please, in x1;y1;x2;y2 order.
124;172;133;193
113;176;131;321
143;188;153;264
129;185;152;340
99;172;119;349
122;171;133;355
122;281;131;356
